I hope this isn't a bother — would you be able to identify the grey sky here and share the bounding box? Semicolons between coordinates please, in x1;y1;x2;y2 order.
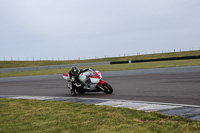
0;0;200;60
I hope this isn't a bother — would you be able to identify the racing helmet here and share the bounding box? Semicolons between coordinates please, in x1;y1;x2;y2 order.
70;66;80;77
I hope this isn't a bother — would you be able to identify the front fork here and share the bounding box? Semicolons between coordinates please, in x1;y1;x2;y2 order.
96;85;105;91
97;79;105;91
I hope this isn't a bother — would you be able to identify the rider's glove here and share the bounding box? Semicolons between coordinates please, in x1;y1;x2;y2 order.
70;76;75;82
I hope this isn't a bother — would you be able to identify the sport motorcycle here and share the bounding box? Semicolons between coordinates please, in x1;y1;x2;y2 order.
62;69;113;96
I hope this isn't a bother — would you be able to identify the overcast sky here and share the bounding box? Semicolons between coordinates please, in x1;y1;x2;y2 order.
0;0;200;60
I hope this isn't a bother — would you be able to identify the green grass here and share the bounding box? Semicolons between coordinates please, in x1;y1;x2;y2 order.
0;50;200;68
0;99;200;133
1;59;200;77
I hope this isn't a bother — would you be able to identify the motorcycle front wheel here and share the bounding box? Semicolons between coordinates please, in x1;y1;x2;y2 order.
102;82;113;94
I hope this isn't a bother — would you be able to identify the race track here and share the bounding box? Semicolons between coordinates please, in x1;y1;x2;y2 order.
0;66;200;105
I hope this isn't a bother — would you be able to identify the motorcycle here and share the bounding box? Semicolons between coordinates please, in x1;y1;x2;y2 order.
62;69;113;96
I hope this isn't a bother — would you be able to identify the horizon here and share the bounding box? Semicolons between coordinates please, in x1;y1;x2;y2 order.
1;49;199;61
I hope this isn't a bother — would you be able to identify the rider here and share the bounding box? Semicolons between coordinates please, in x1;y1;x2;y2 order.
68;66;92;94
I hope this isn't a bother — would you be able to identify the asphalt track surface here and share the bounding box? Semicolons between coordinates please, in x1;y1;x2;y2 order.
0;66;200;106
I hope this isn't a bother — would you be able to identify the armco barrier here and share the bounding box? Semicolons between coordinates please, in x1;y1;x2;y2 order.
131;55;200;63
110;55;200;64
0;62;110;73
110;61;129;64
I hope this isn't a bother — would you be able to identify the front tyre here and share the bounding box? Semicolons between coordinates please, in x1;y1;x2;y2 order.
102;82;113;94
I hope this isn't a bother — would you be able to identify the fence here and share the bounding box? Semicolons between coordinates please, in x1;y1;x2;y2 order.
110;55;200;64
1;55;200;73
1;48;199;61
0;62;110;73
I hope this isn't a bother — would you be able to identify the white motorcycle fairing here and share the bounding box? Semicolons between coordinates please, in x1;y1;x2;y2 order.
78;70;100;90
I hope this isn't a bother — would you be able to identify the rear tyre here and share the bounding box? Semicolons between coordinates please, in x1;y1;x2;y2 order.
102;82;113;94
77;87;85;94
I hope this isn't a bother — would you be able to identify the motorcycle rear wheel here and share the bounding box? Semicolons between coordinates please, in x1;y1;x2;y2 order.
102;82;113;94
76;88;85;94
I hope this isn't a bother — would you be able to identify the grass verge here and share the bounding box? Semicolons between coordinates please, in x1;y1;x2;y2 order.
0;50;200;68
0;99;200;133
0;59;200;77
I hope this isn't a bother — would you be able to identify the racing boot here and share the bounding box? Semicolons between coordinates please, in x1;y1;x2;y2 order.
70;88;76;96
67;81;72;89
68;81;76;96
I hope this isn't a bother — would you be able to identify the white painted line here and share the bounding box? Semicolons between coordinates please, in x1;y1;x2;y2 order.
11;96;55;100
190;115;200;121
136;104;181;112
1;95;200;121
95;101;182;111
1;95;200;108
